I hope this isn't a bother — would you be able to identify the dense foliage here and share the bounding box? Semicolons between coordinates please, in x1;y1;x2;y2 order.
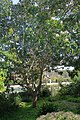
59;71;80;96
37;111;80;120
0;93;20;115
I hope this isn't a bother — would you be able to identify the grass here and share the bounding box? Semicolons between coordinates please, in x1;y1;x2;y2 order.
0;102;37;120
0;96;80;120
0;98;48;120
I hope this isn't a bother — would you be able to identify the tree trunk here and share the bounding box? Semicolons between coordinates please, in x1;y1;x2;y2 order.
32;90;38;108
32;68;43;108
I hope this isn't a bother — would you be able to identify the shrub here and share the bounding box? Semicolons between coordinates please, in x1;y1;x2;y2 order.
48;96;56;102
0;93;21;115
38;102;58;116
37;111;80;120
48;95;66;102
59;81;80;96
19;92;32;102
73;71;80;82
0;93;9;113
59;71;80;96
39;87;51;97
66;96;80;103
19;88;33;102
59;84;73;96
8;93;22;106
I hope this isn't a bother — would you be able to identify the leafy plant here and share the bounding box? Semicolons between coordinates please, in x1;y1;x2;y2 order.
0;70;7;92
40;87;51;97
38;102;58;116
19;88;33;102
59;81;80;96
37;111;80;120
73;71;80;82
66;96;80;103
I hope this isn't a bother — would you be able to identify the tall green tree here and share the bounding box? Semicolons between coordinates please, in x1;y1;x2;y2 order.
0;0;80;107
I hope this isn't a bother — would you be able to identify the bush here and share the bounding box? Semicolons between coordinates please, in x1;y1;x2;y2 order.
73;71;80;82
66;96;80;103
0;93;21;115
38;102;58;116
48;95;65;102
39;87;51;97
59;71;80;96
37;111;80;120
48;96;56;102
59;81;80;96
19;88;33;102
0;93;9;113
8;93;22;106
19;92;32;102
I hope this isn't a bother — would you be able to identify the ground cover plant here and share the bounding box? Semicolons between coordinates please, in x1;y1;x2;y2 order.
0;95;80;120
37;111;80;120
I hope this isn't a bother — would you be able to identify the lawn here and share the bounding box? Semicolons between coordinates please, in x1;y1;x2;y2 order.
0;96;80;120
0;98;47;120
0;102;37;120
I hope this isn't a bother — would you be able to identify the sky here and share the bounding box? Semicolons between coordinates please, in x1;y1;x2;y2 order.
12;0;19;4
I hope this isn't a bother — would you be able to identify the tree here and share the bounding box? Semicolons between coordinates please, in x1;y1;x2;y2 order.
0;0;80;107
